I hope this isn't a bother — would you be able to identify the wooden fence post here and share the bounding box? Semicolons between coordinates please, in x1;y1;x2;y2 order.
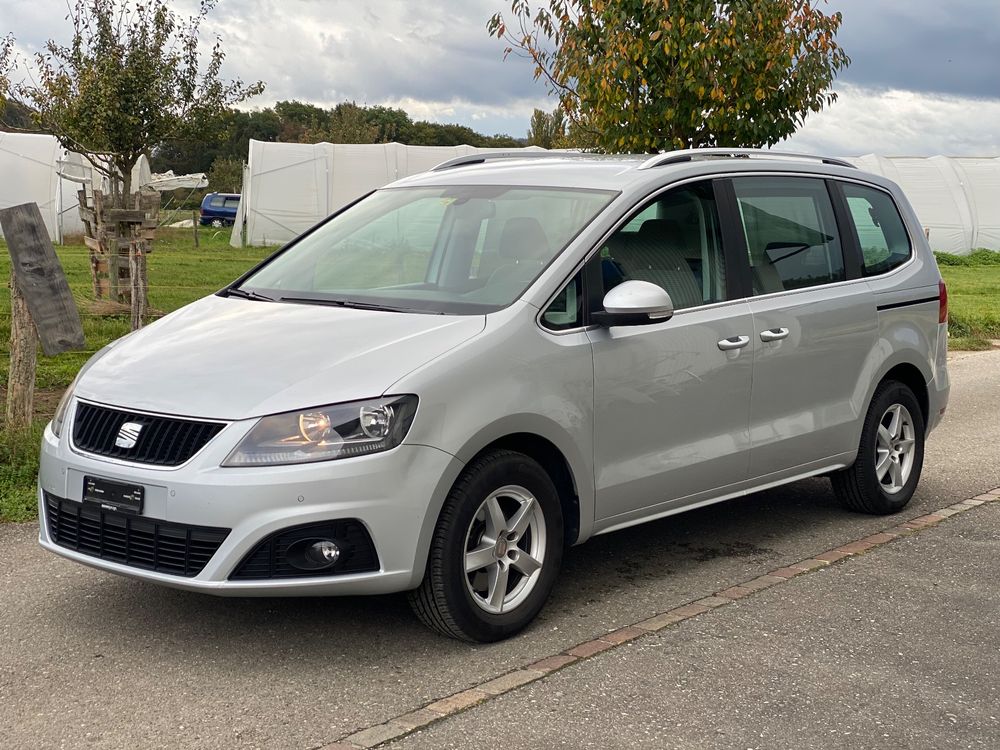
5;270;38;429
1;202;86;428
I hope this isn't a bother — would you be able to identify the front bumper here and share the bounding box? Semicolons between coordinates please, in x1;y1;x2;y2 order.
37;414;463;596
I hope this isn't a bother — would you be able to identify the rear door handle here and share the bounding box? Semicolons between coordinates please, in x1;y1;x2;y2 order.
759;327;790;342
717;335;750;351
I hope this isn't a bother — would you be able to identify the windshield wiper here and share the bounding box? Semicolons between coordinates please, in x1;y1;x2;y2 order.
225;287;275;302
276;296;436;314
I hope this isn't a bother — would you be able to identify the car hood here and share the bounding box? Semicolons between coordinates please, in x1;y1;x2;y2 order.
75;295;486;420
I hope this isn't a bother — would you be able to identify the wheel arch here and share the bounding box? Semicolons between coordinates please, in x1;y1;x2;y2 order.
880;361;930;427
468;433;582;547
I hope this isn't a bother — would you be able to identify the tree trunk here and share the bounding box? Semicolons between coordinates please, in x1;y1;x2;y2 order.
5;271;37;429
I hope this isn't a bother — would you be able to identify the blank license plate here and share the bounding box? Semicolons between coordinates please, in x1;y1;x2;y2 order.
83;475;145;515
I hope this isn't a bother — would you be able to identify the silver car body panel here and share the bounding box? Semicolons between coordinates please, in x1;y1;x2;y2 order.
38;154;949;595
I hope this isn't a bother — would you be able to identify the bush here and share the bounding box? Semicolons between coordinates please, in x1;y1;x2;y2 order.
934;249;1000;266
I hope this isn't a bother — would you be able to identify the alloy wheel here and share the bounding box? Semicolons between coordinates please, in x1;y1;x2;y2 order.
463;484;547;614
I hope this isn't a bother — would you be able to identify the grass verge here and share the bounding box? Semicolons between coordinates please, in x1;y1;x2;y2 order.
0;422;46;522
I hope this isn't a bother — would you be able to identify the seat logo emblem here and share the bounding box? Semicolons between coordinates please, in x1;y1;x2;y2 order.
115;422;144;449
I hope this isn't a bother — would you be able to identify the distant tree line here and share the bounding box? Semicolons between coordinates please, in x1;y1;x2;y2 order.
149;100;528;178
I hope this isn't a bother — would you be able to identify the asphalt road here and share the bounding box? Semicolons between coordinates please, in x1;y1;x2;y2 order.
2;349;998;750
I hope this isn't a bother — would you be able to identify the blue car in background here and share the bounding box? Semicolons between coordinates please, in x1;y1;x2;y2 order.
199;193;240;227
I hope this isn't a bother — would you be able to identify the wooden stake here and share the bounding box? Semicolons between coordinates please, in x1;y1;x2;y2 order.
5;270;38;429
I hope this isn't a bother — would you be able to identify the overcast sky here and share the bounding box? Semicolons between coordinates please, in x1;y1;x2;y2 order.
2;0;998;155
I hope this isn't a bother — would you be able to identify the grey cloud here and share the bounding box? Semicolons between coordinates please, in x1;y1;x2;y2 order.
830;0;1000;98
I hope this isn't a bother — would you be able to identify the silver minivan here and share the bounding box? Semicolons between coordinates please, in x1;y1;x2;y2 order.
38;149;950;641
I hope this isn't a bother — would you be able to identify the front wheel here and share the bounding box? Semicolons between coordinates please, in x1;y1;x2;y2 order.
832;380;925;514
409;450;564;642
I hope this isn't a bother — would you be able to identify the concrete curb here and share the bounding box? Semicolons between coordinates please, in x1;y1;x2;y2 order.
316;486;1000;750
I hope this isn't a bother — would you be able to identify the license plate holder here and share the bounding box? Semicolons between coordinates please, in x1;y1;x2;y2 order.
83;475;145;515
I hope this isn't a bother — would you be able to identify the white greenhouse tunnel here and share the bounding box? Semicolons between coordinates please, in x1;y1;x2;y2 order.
0;132;206;244
232;141;1000;254
0;132;85;243
1;131;997;255
843;155;1000;254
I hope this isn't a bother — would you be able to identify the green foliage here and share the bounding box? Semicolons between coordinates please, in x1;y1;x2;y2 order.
151;100;525;175
527;107;566;148
4;0;263;201
934;249;1000;267
489;0;850;153
0;32;12;115
207;156;243;193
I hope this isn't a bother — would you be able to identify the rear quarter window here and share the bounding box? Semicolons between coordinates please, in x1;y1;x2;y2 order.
842;183;912;275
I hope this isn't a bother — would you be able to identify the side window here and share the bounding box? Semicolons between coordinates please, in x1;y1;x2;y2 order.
841;183;912;276
209;196;225;207
595;181;727;311
732;177;845;294
541;272;583;330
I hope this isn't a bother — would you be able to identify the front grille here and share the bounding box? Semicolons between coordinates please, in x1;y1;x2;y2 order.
72;402;225;466
45;493;230;577
230;520;380;580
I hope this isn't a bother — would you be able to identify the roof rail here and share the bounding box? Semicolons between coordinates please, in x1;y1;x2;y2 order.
638;148;856;170
431;150;591;172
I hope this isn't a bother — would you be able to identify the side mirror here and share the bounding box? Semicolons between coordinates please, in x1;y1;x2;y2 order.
592;280;674;327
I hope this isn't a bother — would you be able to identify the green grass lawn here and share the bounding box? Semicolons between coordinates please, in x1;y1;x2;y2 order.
936;252;1000;350
0;236;996;522
0;228;274;390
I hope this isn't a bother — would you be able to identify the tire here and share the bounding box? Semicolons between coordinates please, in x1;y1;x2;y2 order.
409;449;564;642
211;218;224;228
832;380;925;514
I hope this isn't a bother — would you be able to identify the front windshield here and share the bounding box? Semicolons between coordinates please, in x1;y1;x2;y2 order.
239;185;617;314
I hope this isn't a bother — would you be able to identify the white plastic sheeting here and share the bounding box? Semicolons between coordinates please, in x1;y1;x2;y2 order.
843;155;1000;254
0;132;85;243
231;142;1000;254
232;141;546;246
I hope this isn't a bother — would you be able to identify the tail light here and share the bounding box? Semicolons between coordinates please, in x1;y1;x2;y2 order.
938;279;948;324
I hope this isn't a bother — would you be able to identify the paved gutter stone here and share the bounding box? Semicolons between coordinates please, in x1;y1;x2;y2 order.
478;669;544;696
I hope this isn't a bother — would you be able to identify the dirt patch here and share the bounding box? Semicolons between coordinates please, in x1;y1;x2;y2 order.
0;386;64;422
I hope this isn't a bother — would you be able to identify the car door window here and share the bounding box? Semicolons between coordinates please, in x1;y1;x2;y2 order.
732;177;845;294
841;183;912;275
596;181;727;310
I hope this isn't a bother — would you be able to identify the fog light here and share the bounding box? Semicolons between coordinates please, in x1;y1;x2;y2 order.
286;537;342;571
308;540;340;565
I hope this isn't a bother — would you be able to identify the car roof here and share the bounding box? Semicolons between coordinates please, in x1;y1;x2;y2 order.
388;149;898;195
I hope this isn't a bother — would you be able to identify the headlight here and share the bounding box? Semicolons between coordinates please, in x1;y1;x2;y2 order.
222;395;418;467
50;374;79;438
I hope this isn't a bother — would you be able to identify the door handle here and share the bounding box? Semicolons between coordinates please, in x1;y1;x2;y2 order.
759;327;790;342
717;335;750;351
